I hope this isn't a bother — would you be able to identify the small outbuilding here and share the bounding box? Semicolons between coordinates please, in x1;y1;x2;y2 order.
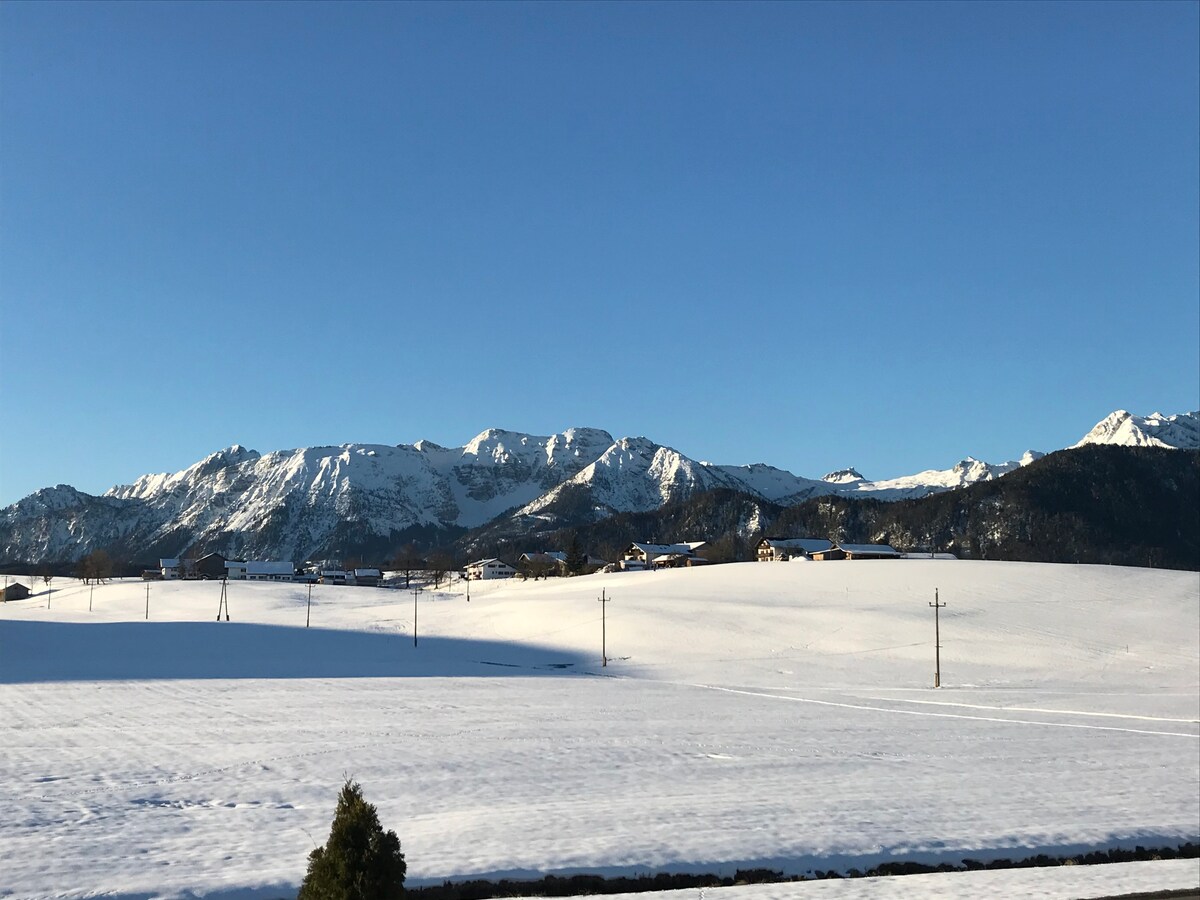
0;582;31;602
352;567;383;587
650;553;710;570
840;543;902;560
810;547;847;561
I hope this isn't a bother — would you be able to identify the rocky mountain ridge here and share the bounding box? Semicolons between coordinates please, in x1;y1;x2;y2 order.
1;410;1195;564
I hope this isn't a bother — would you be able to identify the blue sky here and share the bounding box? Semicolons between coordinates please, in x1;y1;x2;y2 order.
2;0;1197;506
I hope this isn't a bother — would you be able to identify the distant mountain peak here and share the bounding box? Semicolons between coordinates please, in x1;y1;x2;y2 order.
1073;409;1199;450
823;468;865;484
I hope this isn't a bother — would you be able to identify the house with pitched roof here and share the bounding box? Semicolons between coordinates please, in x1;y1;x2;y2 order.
756;537;835;561
621;541;707;570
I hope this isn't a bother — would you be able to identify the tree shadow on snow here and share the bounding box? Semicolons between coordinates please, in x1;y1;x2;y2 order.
0;620;594;683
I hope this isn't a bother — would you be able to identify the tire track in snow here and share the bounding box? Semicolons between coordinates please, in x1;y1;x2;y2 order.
678;682;1200;738
856;696;1200;724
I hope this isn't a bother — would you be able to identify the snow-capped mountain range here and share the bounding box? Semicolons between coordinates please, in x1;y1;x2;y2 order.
1;410;1196;564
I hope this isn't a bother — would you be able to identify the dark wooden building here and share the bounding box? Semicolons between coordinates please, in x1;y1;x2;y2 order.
1;582;32;602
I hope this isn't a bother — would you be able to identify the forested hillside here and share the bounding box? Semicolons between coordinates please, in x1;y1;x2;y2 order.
513;447;1199;571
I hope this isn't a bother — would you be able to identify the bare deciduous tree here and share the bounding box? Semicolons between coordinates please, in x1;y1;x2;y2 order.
388;545;424;589
426;551;454;589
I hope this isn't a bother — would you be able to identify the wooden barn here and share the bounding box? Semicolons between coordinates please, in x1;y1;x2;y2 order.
0;582;31;602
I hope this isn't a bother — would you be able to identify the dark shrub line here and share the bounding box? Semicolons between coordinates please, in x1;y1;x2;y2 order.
407;843;1199;900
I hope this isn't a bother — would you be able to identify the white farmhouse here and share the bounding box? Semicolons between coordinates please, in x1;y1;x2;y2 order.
225;560;295;581
466;558;516;580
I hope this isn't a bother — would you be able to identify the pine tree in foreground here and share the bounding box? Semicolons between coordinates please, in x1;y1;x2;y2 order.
298;779;406;900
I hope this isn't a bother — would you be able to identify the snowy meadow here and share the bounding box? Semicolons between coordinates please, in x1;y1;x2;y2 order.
1;560;1197;899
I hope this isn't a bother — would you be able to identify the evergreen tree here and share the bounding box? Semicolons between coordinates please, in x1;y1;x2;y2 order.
565;533;587;576
298;780;406;900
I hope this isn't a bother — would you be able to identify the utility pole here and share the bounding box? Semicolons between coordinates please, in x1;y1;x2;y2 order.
929;588;945;688
306;582;312;628
413;586;419;647
89;582;94;612
466;574;470;603
597;588;610;667
145;581;150;620
216;577;229;622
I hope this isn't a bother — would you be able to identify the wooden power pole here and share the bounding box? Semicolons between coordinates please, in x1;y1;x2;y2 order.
929;588;945;688
216;578;230;622
597;589;610;667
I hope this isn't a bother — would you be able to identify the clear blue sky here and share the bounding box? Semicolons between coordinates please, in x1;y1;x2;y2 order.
2;0;1197;506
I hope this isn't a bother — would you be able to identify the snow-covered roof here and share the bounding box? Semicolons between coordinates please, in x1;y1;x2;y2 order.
240;561;295;575
839;543;900;555
467;558;514;568
159;558;180;568
352;568;382;577
759;538;834;554
627;542;703;556
520;551;567;563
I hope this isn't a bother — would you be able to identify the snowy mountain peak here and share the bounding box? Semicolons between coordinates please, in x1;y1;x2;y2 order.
1073;409;1200;450
461;428;524;460
550;427;615;451
823;468;865;484
192;444;260;473
106;445;261;501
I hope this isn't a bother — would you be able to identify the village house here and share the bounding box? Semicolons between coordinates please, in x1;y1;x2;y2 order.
466;558;516;580
160;553;229;580
621;541;707;570
756;537;835;561
519;551;610;577
225;560;296;582
520;551;567;566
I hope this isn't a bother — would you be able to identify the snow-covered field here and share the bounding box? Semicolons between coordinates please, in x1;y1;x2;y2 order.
1;560;1197;899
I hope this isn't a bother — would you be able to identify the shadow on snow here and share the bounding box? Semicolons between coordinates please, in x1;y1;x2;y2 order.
0;620;593;683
